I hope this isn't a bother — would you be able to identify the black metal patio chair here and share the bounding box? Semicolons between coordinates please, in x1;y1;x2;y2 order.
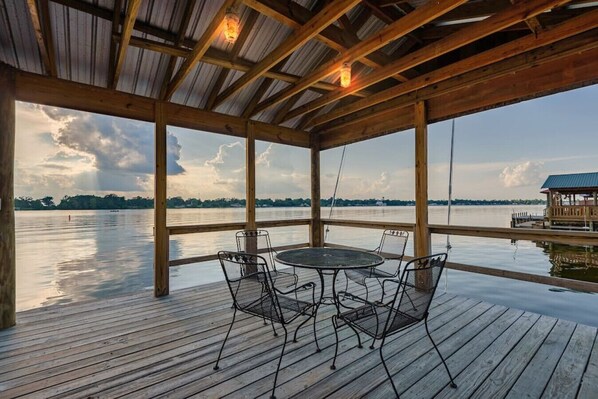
236;229;299;290
344;230;408;301
331;253;457;398
214;251;319;399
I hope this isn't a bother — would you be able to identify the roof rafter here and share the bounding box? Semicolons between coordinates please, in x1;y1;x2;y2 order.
205;8;259;111
318;15;598;133
163;0;237;100
289;0;572;126
510;0;544;34
212;0;361;108
107;0;123;87
252;0;466;120
111;0;142;89
26;0;57;77
159;0;197;100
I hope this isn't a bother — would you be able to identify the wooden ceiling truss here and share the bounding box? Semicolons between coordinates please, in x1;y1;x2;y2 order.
11;0;598;150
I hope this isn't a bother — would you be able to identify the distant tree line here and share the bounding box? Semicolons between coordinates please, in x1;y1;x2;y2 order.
14;194;546;210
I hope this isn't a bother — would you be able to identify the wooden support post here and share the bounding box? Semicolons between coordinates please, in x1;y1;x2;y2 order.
414;101;430;257
154;102;169;297
414;101;431;289
0;64;16;329
246;121;256;231
310;133;322;247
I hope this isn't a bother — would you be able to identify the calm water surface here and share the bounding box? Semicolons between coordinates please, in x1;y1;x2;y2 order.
15;205;598;326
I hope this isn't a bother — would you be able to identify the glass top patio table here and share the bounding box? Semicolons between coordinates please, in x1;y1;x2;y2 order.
275;247;383;270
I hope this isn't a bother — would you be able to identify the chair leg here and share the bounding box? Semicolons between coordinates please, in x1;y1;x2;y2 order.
330;316;340;370
369;337;376;350
379;337;400;398
425;319;457;389
342;274;349;301
346;322;363;349
214;309;237;370
293;313;311;343
270;325;288;399
270;320;278;337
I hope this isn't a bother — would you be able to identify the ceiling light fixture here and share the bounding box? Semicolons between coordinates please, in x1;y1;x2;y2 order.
224;8;240;44
340;62;351;88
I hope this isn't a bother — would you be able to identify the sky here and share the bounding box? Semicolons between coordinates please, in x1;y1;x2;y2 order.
14;84;598;201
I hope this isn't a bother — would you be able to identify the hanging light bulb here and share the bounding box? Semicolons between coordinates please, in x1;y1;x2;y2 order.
340;62;351;88
223;8;240;43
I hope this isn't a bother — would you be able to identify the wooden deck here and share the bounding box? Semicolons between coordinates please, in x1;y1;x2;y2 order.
1;269;597;399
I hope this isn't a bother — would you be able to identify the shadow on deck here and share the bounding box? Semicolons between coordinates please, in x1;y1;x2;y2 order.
0;269;596;398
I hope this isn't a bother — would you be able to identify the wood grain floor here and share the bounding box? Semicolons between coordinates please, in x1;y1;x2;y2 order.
0;269;596;398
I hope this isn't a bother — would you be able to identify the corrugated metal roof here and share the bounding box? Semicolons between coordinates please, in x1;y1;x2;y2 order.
542;172;598;189
4;0;587;134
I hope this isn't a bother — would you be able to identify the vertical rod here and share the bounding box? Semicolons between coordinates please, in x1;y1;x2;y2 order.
246;121;256;230
414;101;430;257
0;64;16;329
154;101;169;297
446;119;455;250
310;132;322;247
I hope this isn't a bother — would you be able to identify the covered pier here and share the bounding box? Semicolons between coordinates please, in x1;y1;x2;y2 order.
1;0;598;397
1;269;597;398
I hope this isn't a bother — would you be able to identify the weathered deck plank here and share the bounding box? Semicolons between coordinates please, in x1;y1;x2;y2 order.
0;269;596;399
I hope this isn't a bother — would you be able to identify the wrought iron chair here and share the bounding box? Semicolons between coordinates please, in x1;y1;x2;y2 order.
236;229;299;290
331;253;457;398
214;251;319;399
344;230;408;301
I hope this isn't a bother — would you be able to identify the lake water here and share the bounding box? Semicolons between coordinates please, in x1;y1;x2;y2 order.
15;205;598;326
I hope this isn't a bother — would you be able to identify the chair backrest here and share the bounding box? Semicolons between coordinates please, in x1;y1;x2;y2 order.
385;253;447;334
236;229;277;270
377;230;408;262
218;251;284;322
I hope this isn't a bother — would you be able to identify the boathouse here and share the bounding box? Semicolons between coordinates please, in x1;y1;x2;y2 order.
542;172;598;231
1;1;598;397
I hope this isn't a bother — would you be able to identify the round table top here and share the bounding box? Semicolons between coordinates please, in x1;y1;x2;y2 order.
275;247;384;270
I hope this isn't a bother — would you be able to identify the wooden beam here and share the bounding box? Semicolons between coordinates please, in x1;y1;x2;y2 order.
154;102;169;297
246;121;256;230
164;0;236;100
254;0;466;119
511;0;544;34
159;0;197;100
14;71;310;147
310;133;322;247
111;0;141;89
205;8;258;110
26;0;57;77
213;0;360;107
426;46;598;122
321;45;598;149
311;10;598;129
107;0;123;87
291;0;572;124
0;64;16;330
414;101;429;258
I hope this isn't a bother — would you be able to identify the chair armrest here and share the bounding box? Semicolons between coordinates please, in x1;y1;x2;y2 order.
275;281;315;295
337;290;373;306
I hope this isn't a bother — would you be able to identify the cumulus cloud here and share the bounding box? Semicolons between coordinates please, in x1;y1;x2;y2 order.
41;106;185;175
499;161;544;188
204;142;245;195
